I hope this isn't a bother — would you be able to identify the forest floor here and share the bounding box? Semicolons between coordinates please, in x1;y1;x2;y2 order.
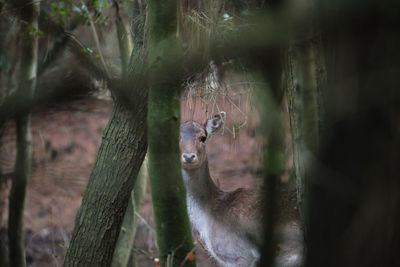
0;97;302;266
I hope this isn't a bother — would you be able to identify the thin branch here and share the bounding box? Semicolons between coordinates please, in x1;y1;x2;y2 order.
80;0;110;77
113;0;134;78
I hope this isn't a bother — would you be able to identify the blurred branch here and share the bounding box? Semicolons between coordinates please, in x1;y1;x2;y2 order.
0;5;149;129
0;171;13;183
256;52;285;267
37;13;81;76
64;31;110;81
181;1;399;73
12;2;105;77
0;3;110;126
113;0;134;78
0;64;97;127
80;0;110;77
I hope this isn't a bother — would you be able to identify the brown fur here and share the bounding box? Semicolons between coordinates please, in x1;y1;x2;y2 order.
180;114;262;267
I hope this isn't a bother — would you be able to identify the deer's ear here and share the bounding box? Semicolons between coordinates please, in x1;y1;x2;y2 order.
205;111;226;136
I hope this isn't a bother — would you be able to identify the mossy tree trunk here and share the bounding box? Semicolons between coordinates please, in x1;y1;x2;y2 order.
284;0;326;236
8;1;39;267
64;92;148;266
147;0;195;266
285;41;325;235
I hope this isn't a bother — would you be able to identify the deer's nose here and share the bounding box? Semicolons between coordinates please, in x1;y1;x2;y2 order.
182;153;196;163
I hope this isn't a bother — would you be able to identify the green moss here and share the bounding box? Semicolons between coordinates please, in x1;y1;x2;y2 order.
147;0;196;266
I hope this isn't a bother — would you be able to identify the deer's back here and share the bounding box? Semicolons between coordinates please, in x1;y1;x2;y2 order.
215;188;263;243
217;188;263;220
190;188;263;266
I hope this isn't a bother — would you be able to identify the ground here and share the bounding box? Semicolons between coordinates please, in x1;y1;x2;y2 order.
0;95;301;266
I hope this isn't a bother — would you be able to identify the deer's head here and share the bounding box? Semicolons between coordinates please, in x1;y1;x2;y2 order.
180;112;226;170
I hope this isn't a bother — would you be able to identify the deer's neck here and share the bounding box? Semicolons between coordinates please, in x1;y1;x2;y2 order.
182;159;220;206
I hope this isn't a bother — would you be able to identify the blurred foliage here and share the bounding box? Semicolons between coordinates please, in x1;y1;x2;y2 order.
48;0;110;26
0;0;399;266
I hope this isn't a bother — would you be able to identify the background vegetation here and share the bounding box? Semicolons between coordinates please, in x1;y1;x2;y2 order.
1;0;399;266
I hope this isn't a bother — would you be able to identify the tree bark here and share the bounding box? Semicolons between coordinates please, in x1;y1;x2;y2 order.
8;1;39;266
109;5;147;265
284;0;326;235
111;158;148;267
285;40;325;235
147;0;195;266
64;91;147;266
63;1;148;263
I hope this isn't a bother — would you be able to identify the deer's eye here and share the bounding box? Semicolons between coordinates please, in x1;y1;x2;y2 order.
200;136;207;143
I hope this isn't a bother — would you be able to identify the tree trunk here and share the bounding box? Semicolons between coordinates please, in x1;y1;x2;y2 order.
0;172;9;267
8;1;39;267
147;0;195;266
0;2;9;266
285;41;325;235
64;92;147;266
0;4;9;266
254;50;285;267
109;4;147;266
64;0;149;263
284;0;326;235
111;158;148;267
305;1;400;266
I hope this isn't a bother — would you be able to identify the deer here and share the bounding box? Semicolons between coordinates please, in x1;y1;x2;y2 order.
180;112;264;267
